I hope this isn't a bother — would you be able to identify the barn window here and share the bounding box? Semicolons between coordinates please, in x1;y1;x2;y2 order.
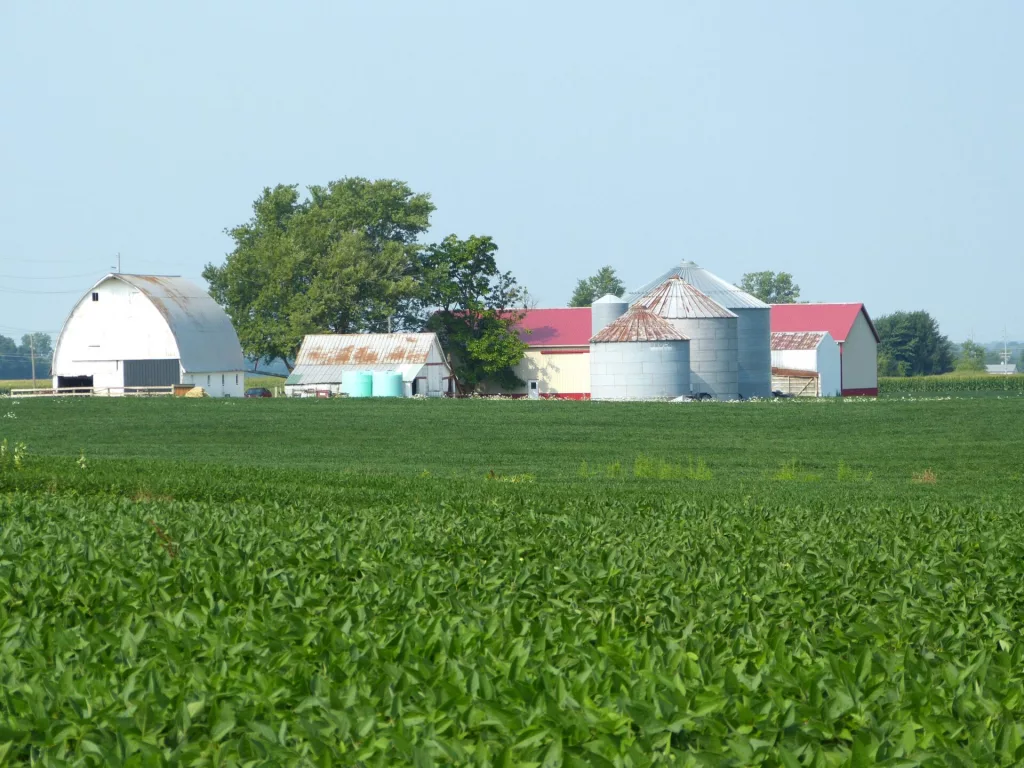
92;292;99;302
207;375;211;386
235;374;238;385
221;374;225;386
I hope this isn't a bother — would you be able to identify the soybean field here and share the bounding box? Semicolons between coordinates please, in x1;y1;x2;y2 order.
2;396;1024;766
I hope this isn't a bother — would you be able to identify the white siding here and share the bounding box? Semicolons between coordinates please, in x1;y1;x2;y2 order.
183;371;245;398
771;333;841;397
53;280;180;385
841;313;878;393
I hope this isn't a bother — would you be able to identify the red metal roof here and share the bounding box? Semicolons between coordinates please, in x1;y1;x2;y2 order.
516;308;592;347
770;303;879;343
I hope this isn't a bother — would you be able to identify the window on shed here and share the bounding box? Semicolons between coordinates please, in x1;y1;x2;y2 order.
92;292;99;302
221;374;225;386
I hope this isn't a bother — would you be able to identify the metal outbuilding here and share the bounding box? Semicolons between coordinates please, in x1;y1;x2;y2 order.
626;261;771;399
771;304;879;396
770;332;842;396
633;277;740;400
285;333;453;397
51;274;245;397
590;308;691;400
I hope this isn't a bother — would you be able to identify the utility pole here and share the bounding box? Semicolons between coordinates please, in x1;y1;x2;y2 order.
112;253;121;274
29;334;36;388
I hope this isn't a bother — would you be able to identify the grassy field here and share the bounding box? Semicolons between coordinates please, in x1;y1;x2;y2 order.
0;380;36;395
2;397;1024;765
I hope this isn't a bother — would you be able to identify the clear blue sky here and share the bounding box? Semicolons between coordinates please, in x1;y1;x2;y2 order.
1;1;1021;344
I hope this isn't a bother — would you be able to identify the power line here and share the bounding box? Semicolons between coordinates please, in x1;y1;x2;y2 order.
0;286;87;294
0;271;104;280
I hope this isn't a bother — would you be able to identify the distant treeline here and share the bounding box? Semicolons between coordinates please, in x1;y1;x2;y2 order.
0;333;52;380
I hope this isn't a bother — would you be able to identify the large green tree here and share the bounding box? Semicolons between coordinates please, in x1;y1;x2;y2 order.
406;235;529;392
875;311;954;377
569;266;626;307
955;340;986;372
203;179;434;368
739;271;800;304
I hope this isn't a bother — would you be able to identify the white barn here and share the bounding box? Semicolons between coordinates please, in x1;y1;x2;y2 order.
285;333;453;397
771;332;842;397
52;274;246;397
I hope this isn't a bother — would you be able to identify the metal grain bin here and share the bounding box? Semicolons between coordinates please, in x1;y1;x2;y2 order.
342;370;373;398
591;294;628;337
625;260;770;399
589;307;690;400
371;371;404;398
633;277;739;400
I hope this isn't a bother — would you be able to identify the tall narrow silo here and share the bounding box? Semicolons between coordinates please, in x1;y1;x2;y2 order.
625;260;770;399
589;307;690;400
633;277;739;400
591;294;628;336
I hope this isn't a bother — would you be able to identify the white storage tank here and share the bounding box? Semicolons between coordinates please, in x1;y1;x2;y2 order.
590;307;690;400
591;294;628;337
633;277;739;400
626;261;771;399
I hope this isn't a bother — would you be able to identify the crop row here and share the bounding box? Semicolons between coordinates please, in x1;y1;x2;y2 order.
2;490;1024;765
879;374;1024;393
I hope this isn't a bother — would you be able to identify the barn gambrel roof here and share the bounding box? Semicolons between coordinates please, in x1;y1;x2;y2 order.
54;274;245;373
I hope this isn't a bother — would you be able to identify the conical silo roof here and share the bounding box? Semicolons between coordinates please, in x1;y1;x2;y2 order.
626;260;768;309
593;293;623;303
590;307;688;343
633;277;737;320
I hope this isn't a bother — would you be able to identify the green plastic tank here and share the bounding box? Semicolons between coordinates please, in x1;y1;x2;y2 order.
342;370;373;398
371;371;404;398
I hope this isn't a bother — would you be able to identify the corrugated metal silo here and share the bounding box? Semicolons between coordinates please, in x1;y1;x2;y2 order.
589;307;690;400
591;294;628;336
634;277;739;400
626;261;771;399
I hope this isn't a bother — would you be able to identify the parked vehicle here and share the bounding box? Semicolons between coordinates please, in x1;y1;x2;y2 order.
244;387;272;398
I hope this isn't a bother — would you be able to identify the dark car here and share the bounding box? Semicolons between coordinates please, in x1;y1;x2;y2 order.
244;387;273;398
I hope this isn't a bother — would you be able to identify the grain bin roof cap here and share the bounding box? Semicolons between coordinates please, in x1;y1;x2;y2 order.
626;260;768;309
633;277;737;319
54;273;245;373
590;307;689;343
593;293;624;303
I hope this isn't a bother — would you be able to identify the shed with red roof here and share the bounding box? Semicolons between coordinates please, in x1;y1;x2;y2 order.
770;304;878;396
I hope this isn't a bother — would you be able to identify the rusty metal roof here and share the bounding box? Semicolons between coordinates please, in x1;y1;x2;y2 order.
633;277;737;319
771;331;828;351
590;307;689;343
625;260;769;310
772;366;819;379
287;333;450;385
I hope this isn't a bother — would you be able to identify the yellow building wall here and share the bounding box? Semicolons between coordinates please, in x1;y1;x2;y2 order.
483;347;591;396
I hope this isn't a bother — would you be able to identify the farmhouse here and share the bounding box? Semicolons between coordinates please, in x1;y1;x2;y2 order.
770;332;842;397
480;308;592;399
52;274;245;397
285;333;453;397
770;304;879;396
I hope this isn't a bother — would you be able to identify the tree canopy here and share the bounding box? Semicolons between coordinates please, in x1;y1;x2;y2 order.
0;333;52;379
875;311;954;377
408;235;529;392
569;267;626;307
739;271;800;304
955;340;986;372
203;178;529;391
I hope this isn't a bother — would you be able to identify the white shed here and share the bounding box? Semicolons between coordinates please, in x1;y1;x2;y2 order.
52;274;245;397
770;331;842;397
285;333;453;397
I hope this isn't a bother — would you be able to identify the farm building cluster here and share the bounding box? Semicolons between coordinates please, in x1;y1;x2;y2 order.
44;262;879;399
